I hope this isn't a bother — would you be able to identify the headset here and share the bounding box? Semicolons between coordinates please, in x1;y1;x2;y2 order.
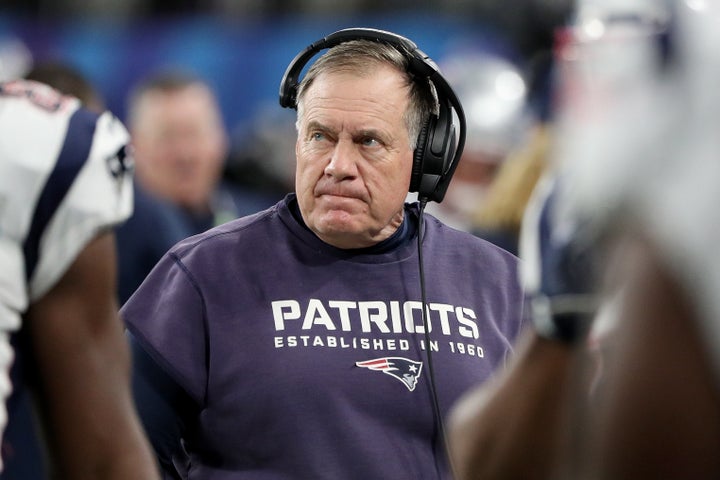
278;27;467;204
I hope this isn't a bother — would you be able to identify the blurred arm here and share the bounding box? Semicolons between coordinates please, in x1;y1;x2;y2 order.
448;328;587;480
579;238;720;479
24;231;159;480
447;169;601;480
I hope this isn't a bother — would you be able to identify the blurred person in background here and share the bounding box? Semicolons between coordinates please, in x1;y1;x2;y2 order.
468;46;557;256
0;78;159;479
125;69;277;234
447;0;720;478
118;69;278;302
418;49;533;244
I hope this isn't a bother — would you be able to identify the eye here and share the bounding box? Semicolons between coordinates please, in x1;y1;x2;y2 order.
311;132;326;142
360;136;381;147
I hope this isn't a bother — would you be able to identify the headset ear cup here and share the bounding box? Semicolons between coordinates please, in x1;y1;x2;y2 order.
410;122;429;193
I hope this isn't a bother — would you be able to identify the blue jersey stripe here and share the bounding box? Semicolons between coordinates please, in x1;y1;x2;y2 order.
22;107;100;282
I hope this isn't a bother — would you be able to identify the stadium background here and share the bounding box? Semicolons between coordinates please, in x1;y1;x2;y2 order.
0;1;570;137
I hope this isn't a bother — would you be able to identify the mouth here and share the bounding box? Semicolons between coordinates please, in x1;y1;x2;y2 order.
319;192;357;200
315;187;365;200
315;192;368;214
317;193;363;207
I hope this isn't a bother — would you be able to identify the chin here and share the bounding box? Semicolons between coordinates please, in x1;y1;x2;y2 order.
314;219;366;244
318;221;358;238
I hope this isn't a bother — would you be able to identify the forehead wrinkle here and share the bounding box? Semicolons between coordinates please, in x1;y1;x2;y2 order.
305;70;407;110
303;97;402;140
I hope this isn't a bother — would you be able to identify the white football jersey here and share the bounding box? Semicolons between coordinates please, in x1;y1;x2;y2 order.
0;79;133;463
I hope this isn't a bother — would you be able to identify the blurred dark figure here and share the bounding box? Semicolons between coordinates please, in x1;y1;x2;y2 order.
224;106;297;203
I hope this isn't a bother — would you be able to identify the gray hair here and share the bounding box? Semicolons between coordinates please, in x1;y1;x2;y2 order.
294;39;437;149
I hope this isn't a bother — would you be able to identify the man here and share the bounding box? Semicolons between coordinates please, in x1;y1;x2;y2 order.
447;1;720;478
122;29;525;479
0;79;159;478
125;69;277;233
117;70;277;303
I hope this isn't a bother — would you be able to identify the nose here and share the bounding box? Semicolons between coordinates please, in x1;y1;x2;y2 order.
324;138;359;180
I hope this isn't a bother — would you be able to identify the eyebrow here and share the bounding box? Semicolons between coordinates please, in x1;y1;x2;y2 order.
304;120;333;135
308;119;389;139
354;128;390;145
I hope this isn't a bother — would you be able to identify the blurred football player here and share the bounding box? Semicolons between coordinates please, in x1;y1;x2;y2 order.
0;79;159;479
447;0;720;478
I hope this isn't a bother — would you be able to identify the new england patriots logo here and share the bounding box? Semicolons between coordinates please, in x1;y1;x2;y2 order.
106;144;134;179
355;357;423;392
